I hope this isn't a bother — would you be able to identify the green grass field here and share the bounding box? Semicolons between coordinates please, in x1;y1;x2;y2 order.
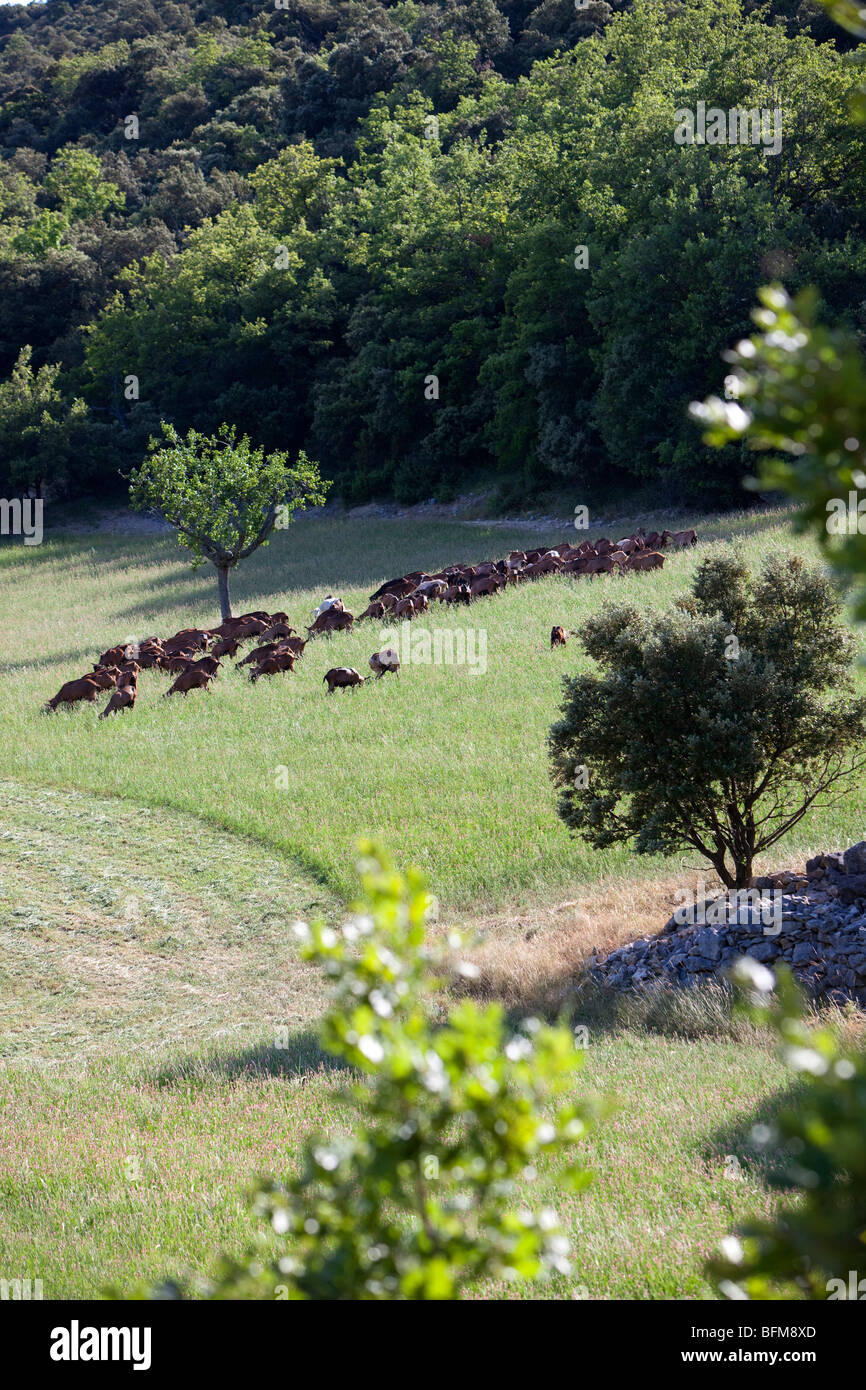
2;507;863;911
0;505;861;1298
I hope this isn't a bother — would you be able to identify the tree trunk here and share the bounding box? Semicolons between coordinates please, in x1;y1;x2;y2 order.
734;858;754;890
216;564;232;621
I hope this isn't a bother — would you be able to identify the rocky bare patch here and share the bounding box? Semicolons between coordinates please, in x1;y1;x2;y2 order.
587;842;866;1007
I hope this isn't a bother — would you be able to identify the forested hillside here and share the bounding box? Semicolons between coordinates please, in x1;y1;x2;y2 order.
0;0;863;506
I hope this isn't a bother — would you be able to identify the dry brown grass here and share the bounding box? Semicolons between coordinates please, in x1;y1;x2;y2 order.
445;848;860;1020
443;870;706;1012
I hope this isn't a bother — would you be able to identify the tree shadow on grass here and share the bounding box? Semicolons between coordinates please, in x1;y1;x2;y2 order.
701;1077;807;1188
152;1028;350;1090
1;647;101;675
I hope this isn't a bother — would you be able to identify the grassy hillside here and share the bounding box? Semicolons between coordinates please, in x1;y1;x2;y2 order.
0;778;798;1300
2;504;862;1298
1;507;863;912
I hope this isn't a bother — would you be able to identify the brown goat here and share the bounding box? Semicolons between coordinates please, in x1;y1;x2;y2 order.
470;574;504;598
164;667;215;697
130;647;164;670
212;616;269;642
163;652;198;674
45;669;117;712
164;629;211;656
369;648;400;678
250;650;296;682
368;574;424;602
323;667;364;694
100;685;137;719
237;641;282;669
623;550;665;572
116;662;140;688
578;554;618;577
307;610;355;636
260;622;296;643
358;601;387;622
96;644;132;669
662;528;698;548
210;637;241;660
191;656;221;677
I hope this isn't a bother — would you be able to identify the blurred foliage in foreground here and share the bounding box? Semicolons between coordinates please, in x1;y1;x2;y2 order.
692;284;866;621
709;958;866;1299
693;2;866;619
141;844;597;1300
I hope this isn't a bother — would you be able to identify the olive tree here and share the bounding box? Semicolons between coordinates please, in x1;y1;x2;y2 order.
129;422;329;619
549;554;866;889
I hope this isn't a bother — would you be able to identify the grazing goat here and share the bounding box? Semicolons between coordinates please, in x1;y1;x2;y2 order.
211;637;240;659
191;656;221;677
368;574;422;602
212;616;269;642
470;574;504;598
96;644;132;669
358;601;387;622
250;650;296;682
260;622;296;644
307;609;354;636
238;637;305;669
164;667;214;697
164;629;211;656
100;684;137;719
662;528;698;548
163;652;198;674
414;579;447;601
369;648;400;678
313;595;343;620
323;667;364;694
237;641;283;669
623;550;665;572
45;670;117;713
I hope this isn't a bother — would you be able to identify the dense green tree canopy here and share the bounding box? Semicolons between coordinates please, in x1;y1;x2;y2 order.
0;0;863;506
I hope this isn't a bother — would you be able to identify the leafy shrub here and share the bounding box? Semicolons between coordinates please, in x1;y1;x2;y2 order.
692;284;866;620
150;845;597;1300
548;555;866;889
710;959;866;1299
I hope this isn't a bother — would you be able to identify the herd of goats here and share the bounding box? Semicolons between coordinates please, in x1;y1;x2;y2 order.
42;524;697;717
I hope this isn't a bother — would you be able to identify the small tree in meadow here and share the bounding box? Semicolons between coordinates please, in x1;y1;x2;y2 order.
549;554;866;889
145;844;597;1301
129;421;329;619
